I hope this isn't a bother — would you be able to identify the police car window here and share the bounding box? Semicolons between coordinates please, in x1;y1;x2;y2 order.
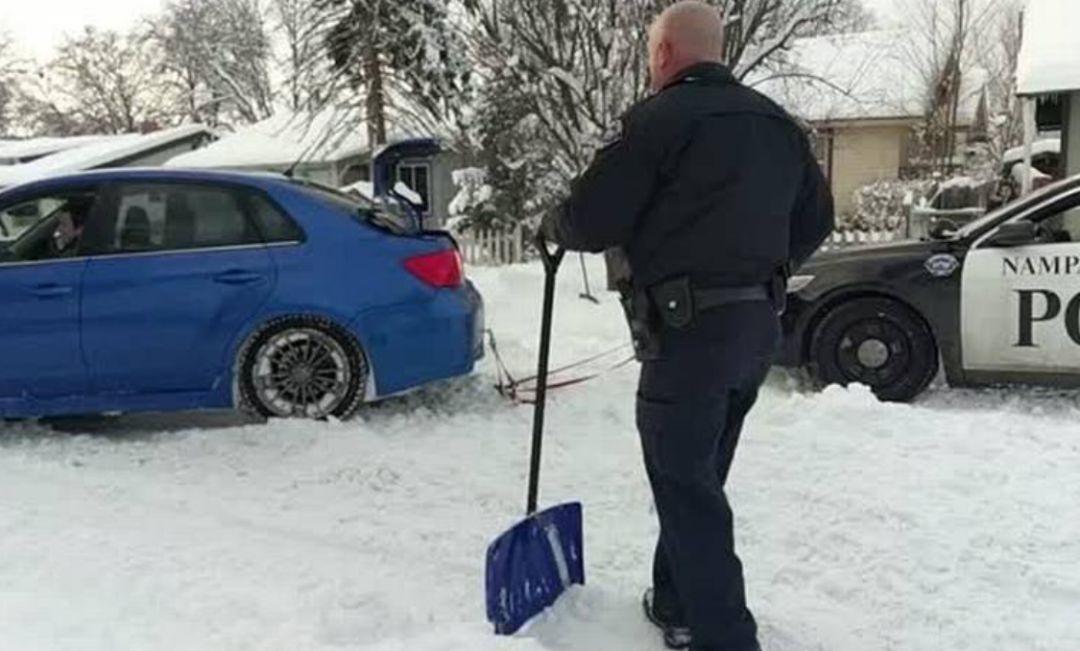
1029;193;1080;244
959;178;1080;239
98;184;261;254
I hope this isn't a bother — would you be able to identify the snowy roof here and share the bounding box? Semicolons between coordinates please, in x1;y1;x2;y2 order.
1003;137;1061;164
0;125;213;188
0;135;118;164
1016;0;1080;95
753;30;984;124
167;109;409;170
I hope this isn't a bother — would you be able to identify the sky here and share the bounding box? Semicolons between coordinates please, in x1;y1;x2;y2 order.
3;0;904;64
2;0;166;61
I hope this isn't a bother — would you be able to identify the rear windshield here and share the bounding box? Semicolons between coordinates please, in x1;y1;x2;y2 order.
290;179;374;213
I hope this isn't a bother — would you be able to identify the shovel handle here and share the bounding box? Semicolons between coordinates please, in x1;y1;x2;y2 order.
527;232;563;515
534;232;565;275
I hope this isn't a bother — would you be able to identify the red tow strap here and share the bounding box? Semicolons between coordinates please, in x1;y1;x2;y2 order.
486;330;635;404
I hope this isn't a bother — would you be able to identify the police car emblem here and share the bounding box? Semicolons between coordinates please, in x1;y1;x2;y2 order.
925;254;959;278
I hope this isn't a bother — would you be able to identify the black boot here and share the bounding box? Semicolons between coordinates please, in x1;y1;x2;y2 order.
642;589;692;650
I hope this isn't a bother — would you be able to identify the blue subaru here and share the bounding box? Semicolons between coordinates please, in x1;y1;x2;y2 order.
0;168;484;420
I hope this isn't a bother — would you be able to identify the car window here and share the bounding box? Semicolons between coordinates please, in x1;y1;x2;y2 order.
291;179;374;213
94;184;262;254
1024;191;1080;244
958;178;1080;239
0;189;98;264
248;194;304;243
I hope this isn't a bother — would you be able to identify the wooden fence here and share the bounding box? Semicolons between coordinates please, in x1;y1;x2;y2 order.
454;224;525;266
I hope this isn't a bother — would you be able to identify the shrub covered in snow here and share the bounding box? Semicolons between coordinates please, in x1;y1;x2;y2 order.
845;179;935;233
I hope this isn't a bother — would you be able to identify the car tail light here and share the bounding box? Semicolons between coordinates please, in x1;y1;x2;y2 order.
404;249;464;288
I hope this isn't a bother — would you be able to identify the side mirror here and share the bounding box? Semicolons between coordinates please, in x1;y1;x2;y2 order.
929;218;958;240
986;221;1037;247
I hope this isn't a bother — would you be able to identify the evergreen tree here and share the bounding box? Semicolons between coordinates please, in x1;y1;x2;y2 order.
323;0;472;146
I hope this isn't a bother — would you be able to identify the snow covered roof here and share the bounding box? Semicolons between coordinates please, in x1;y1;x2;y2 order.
0;125;214;188
1003;137;1061;164
0;135;118;165
1016;0;1080;95
753;30;985;125
167;109;408;170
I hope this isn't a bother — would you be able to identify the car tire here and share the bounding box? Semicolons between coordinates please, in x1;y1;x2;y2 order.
237;316;368;420
808;297;938;402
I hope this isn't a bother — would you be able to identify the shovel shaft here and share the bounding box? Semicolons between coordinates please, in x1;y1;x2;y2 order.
528;238;564;515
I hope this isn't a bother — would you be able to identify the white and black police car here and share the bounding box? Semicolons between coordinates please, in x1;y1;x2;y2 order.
777;174;1080;401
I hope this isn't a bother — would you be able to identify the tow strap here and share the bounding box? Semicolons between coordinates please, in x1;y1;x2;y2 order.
486;330;635;404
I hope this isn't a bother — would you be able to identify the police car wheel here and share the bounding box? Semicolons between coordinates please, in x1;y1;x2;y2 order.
809;297;938;402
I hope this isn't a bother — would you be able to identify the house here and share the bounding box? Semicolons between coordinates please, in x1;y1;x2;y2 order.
1015;0;1080;192
0;135;119;166
166;109;463;227
0;125;216;189
754;30;986;216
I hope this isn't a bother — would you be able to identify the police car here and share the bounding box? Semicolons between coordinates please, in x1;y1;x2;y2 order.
777;174;1080;401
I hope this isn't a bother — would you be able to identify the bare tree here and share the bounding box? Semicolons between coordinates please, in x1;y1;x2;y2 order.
898;0;1004;172
271;0;334;112
151;0;275;127
720;0;874;79
0;32;27;136
971;0;1024;164
42;27;166;134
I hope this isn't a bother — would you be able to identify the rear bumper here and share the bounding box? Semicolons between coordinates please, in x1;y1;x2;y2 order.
351;280;484;397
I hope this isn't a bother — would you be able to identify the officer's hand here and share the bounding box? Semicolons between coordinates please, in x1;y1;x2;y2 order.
539;204;566;246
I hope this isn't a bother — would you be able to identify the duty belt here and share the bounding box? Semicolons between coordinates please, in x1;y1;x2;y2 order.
650;277;775;331
692;285;771;311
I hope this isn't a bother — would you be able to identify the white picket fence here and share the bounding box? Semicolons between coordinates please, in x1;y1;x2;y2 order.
820;228;900;251
454;224;525;266
453;224;900;266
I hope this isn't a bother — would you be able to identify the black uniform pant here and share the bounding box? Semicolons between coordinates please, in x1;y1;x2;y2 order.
637;324;772;651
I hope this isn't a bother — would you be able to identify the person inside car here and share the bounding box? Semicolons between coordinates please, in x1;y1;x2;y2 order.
51;196;94;256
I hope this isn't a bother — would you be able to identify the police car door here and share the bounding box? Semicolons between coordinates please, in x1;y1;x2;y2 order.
961;186;1080;382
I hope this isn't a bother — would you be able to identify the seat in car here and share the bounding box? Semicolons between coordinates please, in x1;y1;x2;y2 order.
120;207;152;251
164;193;196;249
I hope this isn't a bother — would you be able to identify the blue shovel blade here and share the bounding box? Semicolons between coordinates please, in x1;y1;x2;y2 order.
485;502;585;635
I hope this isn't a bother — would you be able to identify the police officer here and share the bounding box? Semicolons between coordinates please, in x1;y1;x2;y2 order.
541;2;834;650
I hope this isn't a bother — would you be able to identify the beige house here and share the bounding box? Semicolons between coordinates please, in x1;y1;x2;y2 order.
755;30;985;217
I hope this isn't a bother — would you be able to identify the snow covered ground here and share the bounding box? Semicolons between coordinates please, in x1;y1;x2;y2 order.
2;256;1079;651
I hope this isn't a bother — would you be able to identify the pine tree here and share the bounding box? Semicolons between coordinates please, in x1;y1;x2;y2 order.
322;0;471;146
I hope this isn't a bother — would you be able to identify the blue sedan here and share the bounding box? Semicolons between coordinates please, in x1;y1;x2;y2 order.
0;168;484;420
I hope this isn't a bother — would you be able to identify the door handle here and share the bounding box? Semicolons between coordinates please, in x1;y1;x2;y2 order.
213;269;264;285
29;284;74;299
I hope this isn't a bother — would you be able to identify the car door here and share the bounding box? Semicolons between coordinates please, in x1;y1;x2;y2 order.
0;186;99;403
961;186;1080;381
80;181;275;395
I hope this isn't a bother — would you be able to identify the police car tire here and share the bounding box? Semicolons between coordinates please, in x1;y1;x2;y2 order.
809;297;938;403
237;316;368;421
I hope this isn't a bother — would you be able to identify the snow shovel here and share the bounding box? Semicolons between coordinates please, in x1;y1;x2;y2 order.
485;236;585;636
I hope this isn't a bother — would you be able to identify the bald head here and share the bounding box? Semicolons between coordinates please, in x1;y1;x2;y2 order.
648;1;726;92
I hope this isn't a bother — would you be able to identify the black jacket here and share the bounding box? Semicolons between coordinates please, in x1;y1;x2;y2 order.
545;63;835;290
